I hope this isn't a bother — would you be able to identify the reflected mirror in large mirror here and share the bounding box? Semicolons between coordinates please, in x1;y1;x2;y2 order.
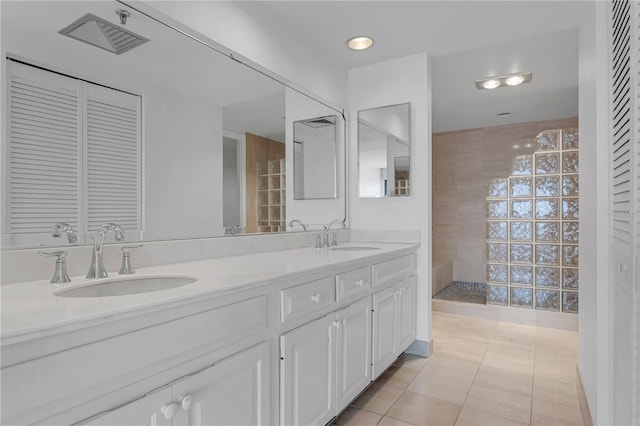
293;115;338;200
358;103;411;198
1;0;345;249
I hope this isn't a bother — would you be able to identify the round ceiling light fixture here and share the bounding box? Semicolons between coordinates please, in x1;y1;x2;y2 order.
482;79;500;90
347;36;374;50
496;112;513;118
505;75;525;86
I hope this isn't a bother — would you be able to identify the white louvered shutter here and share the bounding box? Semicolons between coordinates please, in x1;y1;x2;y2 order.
608;1;640;425
5;61;81;245
293;140;304;199
84;83;141;234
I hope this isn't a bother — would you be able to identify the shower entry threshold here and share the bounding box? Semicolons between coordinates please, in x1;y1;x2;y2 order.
433;281;486;305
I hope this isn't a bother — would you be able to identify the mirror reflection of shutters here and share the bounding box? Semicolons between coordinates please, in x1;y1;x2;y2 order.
294;140;304;199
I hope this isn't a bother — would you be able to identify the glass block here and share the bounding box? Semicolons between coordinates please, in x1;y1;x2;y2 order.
511;287;533;308
510;222;533;241
562;151;579;173
510;155;533;176
510;177;533;198
563;291;579;313
562;222;579;243
487;221;508;241
511;265;533;286
562;175;579;196
536;222;560;242
487;285;508;305
511;244;533;264
536;244;560;265
487;243;508;263
563;245;579;266
510;199;533;219
535;267;560;288
487;263;508;283
535;199;559;220
562;198;579;219
562;128;579;150
535;289;560;311
487;200;508;219
535;176;560;197
486;178;508;198
562;268;579;289
536;129;560;151
535;153;559;174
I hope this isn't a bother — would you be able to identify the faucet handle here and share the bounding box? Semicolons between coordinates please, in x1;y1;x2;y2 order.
119;244;143;275
38;251;71;284
331;232;338;246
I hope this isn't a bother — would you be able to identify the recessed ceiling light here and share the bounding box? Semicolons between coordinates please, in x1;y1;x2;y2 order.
347;36;374;50
496;112;513;118
483;79;501;90
476;72;532;90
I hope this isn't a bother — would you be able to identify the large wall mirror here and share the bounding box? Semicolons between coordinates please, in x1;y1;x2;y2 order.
1;0;346;249
358;103;411;198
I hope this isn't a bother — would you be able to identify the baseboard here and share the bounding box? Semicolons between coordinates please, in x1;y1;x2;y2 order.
405;339;433;357
576;367;594;426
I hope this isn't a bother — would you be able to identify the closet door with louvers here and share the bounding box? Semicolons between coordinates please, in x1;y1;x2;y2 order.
5;61;81;247
83;83;141;236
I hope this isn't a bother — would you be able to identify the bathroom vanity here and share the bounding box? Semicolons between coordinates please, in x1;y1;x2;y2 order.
0;243;417;425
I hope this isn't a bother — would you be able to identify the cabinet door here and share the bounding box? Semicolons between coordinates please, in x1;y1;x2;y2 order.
280;314;336;426
336;297;372;410
79;387;173;426
371;286;398;379
172;342;271;426
396;276;417;354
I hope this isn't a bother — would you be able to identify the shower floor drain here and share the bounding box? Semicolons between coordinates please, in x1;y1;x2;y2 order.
433;281;486;304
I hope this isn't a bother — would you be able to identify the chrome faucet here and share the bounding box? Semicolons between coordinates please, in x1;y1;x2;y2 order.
87;223;125;279
288;219;308;231
52;222;77;244
323;219;346;248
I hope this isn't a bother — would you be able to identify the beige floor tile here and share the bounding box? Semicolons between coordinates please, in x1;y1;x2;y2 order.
377;362;423;389
481;351;534;375
422;355;480;383
488;336;536;354
377;416;416;426
394;353;430;371
494;322;537;343
447;328;494;345
533;376;580;408
387;391;461;426
437;339;488;364
455;407;527;425
535;327;579;348
407;369;473;405
473;365;533;396
464;383;532;424
334;407;383;425
535;343;578;365
531;398;584;425
534;360;577;383
351;382;405;415
458;317;499;335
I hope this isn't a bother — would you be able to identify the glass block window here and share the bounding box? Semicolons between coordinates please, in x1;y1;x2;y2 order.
485;127;578;314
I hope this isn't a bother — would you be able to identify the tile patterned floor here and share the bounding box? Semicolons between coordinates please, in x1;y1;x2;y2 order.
333;312;583;426
433;282;487;305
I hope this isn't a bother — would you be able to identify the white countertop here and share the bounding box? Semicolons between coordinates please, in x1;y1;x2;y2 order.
1;242;417;345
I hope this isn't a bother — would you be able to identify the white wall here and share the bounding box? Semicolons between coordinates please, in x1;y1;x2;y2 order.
144;1;347;108
578;1;610;424
348;53;432;348
293;124;337;199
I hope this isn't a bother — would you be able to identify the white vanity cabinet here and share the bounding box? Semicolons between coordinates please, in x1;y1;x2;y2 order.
81;387;173;426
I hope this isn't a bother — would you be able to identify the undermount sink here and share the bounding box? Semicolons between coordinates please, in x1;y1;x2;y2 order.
54;275;198;298
331;246;380;252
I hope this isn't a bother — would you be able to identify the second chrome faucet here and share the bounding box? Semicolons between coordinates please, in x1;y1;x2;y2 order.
87;223;126;279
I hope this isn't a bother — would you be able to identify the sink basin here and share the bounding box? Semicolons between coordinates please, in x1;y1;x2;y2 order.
331;246;380;252
54;275;198;298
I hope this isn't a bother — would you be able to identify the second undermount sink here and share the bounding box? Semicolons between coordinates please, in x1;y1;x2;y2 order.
331;246;380;252
54;275;198;298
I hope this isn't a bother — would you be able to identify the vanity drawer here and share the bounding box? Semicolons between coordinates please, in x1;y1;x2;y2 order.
281;277;335;323
372;254;416;287
336;267;371;301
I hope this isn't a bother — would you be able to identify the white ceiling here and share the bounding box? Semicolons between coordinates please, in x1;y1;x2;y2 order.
235;1;582;132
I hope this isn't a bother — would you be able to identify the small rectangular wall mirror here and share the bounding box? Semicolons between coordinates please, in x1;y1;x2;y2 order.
358;102;411;198
293;115;338;200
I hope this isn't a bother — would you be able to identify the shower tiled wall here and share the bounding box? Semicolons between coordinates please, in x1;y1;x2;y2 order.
485;128;579;313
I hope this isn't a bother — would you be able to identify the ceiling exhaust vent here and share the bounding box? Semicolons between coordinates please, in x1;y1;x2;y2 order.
59;13;148;55
301;116;335;128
